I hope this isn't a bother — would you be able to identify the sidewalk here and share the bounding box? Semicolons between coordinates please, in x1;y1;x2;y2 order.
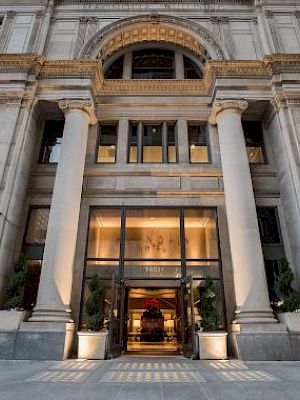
0;356;299;400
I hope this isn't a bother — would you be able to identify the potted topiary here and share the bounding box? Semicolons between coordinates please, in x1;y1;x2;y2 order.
77;274;108;359
196;276;227;359
0;253;28;331
274;258;300;333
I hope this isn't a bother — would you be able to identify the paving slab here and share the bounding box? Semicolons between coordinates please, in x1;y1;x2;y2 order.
0;357;299;400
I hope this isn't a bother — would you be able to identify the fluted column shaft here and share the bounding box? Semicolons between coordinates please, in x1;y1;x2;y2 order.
31;99;97;322
210;100;276;324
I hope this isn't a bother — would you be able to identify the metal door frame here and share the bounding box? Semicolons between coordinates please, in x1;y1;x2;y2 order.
180;275;197;359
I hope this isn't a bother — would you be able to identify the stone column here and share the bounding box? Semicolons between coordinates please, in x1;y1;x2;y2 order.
30;99;97;322
210;100;276;324
175;52;184;79
177;119;189;163
123;52;132;79
116;118;129;164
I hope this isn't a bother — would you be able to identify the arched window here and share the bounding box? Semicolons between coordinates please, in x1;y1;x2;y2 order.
104;47;203;80
132;49;174;79
183;56;203;79
104;56;124;79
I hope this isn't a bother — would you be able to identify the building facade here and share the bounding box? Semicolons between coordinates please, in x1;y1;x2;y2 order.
0;0;300;360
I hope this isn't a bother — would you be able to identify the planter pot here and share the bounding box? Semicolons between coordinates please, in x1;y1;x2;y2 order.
277;312;300;333
197;331;228;360
77;331;108;360
0;310;26;331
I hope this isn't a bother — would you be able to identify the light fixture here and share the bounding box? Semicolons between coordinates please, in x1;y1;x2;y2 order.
133;319;141;329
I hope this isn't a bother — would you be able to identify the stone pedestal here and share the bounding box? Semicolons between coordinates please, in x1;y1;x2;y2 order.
229;323;293;361
13;322;75;360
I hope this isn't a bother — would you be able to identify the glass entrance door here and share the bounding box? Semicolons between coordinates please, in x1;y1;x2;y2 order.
126;286;178;355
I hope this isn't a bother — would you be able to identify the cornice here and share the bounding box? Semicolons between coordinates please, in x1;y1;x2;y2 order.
0;54;44;74
55;0;253;4
0;54;300;100
39;59;104;93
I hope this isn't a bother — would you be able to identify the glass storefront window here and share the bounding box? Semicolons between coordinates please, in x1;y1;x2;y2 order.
21;207;50;309
168;124;177;163
257;207;281;245
188;124;209;163
25;208;50;245
257;207;286;305
128;122;177;164
96;124;118;163
87;209;121;259
85;207;220;280
143;124;163;163
186;261;220;279
125;209;180;259
184;209;218;259
242;121;266;164
39;121;64;164
128;123;138;163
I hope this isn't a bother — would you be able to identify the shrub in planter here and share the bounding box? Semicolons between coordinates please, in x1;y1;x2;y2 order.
85;274;104;331
199;276;219;331
3;253;28;310
197;276;227;360
77;274;107;359
273;258;300;333
273;258;300;313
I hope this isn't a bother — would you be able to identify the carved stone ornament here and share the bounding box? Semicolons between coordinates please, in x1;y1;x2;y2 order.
59;99;97;125
6;11;16;18
80;14;227;61
1;54;300;100
209;100;248;125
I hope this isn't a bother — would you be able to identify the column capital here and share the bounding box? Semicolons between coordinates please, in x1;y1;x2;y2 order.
209;100;248;125
59;99;97;125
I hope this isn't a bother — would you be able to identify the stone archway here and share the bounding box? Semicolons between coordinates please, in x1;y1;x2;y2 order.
79;14;229;62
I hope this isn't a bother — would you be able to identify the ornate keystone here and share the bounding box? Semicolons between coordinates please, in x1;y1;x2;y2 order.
59;99;97;125
209;100;248;125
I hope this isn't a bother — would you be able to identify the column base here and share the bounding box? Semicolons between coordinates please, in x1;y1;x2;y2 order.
233;308;278;324
13;321;75;360
229;322;295;360
29;305;73;323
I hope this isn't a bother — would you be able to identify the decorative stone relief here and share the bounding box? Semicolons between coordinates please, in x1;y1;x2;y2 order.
59;99;97;124
80;14;227;61
209;100;248;125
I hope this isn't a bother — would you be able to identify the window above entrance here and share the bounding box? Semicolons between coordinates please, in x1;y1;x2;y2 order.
128;122;176;164
96;124;118;163
86;207;220;280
